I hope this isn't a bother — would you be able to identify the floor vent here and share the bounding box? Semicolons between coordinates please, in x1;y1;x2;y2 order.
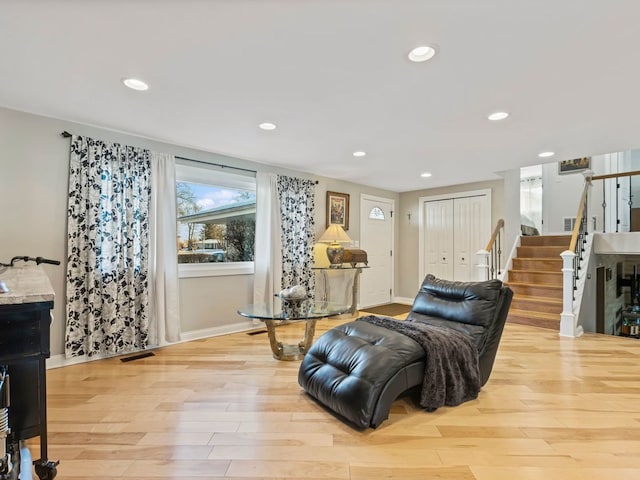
246;329;268;336
120;351;155;362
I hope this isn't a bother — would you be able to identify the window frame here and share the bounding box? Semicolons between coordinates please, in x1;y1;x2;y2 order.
175;161;256;278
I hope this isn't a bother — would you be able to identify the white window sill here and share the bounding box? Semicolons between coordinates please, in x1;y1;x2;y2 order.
178;262;254;278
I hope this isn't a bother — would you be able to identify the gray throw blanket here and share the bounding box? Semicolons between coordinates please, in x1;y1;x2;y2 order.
359;315;481;411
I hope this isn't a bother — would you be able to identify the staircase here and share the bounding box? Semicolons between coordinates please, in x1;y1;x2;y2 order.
505;235;570;330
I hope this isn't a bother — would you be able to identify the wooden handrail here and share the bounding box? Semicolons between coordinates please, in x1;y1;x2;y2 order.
591;169;640;181
568;182;590;252
485;218;505;251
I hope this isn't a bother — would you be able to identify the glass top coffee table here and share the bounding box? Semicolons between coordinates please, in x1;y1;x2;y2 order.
237;299;349;360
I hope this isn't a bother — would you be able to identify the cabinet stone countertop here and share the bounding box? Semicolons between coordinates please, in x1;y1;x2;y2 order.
0;265;55;305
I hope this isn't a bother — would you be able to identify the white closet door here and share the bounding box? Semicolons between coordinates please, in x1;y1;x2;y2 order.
424;199;454;280
454;195;489;281
420;189;491;285
453;197;471;281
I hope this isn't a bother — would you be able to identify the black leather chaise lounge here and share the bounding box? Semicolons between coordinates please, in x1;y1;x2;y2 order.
298;274;513;429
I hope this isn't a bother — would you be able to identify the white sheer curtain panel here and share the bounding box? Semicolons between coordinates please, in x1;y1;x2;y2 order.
149;151;181;344
253;172;282;311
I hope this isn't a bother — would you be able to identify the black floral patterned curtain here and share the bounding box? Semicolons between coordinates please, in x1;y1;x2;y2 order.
66;135;151;358
277;175;316;294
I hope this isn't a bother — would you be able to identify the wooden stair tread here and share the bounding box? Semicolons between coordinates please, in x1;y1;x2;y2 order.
510;269;562;275
508;309;560;320
512;261;562;264
520;235;571;247
512;259;563;271
522;235;570;238
507;315;559;330
515;247;567;258
517;245;566;249
506;282;562;289
518;246;566;249
512;294;562;304
514;257;563;260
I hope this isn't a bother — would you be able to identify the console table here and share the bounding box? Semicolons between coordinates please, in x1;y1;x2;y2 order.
237;299;348;361
313;266;369;315
0;265;58;480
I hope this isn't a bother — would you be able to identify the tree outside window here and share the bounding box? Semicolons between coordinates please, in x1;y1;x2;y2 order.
176;180;256;264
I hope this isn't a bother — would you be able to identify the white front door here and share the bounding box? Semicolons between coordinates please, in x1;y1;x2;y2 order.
359;195;394;308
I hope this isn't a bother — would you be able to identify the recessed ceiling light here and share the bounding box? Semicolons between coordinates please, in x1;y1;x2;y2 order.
122;78;149;91
408;45;437;63
538;151;555;158
488;111;509;121
353;151;366;157
259;122;277;130
421;172;432;178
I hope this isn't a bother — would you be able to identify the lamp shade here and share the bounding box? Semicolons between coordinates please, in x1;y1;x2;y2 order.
318;224;351;244
318;224;351;268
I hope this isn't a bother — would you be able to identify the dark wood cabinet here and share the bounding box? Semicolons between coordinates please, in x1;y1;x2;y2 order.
0;266;57;479
1;302;52;442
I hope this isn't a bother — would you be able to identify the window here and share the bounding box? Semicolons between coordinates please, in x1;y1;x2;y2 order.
369;206;385;220
176;162;256;277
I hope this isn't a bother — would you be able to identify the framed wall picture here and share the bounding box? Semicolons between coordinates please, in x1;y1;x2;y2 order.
326;191;350;230
558;157;591;174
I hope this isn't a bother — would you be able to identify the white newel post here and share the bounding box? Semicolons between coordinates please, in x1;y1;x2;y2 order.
560;250;583;337
476;249;489;281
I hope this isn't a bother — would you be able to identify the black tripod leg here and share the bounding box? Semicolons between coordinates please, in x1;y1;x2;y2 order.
32;358;58;480
33;459;58;480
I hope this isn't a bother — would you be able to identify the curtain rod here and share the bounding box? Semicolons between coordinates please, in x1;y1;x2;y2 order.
174;156;318;184
61;131;255;174
61;131;317;183
175;155;257;175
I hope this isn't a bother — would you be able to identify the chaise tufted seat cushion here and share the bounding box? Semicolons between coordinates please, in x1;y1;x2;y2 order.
298;274;513;429
298;320;424;429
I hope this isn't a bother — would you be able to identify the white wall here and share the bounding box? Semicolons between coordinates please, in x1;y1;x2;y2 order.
498;168;521;264
1;109;71;359
0;107;397;358
541;161;588;234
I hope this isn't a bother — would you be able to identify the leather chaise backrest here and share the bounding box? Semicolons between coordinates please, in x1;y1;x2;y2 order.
477;282;513;384
408;274;503;327
406;274;513;386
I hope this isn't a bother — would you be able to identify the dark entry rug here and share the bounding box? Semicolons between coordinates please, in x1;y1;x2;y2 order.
361;303;412;317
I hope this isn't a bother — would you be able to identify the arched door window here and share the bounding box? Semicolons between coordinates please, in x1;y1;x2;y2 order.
369;207;385;220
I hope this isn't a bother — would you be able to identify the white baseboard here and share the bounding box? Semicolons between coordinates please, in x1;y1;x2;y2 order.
46;320;256;370
393;296;414;305
179;320;256;342
47;353;97;369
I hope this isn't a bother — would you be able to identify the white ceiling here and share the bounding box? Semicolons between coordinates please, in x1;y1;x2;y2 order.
2;0;639;192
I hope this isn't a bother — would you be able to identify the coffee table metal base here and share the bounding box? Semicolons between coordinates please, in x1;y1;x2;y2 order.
264;319;317;361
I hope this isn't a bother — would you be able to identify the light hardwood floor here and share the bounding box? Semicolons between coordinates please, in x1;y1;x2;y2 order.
30;313;640;479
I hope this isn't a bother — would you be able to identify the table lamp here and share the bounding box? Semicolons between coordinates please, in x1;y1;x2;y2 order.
318;224;351;268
